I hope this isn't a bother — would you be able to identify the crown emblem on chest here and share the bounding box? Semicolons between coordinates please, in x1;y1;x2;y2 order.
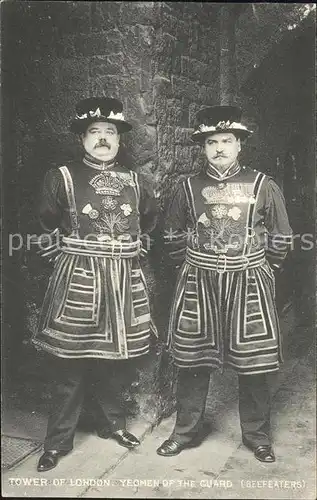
201;183;255;205
89;172;133;196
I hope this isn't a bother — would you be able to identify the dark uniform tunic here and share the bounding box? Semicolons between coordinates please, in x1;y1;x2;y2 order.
33;154;158;360
164;162;292;374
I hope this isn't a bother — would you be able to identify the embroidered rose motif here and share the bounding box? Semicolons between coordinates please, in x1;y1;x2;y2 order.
82;203;99;219
88;209;99;220
120;204;132;216
198;213;211;227
211;205;228;219
228;206;242;221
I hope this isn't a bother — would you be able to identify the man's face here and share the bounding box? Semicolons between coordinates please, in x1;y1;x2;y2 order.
204;132;241;170
81;121;120;161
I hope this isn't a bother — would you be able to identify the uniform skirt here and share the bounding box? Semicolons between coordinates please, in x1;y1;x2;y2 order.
33;252;156;360
168;259;282;374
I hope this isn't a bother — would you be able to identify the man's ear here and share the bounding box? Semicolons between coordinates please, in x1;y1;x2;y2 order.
237;138;241;152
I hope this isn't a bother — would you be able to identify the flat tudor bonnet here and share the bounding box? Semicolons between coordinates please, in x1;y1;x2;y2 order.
70;97;132;134
191;105;253;142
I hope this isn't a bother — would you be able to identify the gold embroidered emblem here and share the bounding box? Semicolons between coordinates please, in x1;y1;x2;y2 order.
201;183;256;205
89;172;134;196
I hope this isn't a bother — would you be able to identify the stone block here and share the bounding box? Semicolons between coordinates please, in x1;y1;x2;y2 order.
57;57;90;91
171;75;201;101
90;2;122;31
140;54;153;74
121;25;153;61
199;84;217;104
137;92;155;119
124;92;153;118
173;39;189;58
164;98;183;125
157;125;175;150
89;53;129;78
174;127;195;145
22;59;59;97
154;32;176;76
157;124;175;174
138;25;155;51
139;70;152;92
74;30;123;57
52;2;92;35
160;11;179;36
167;2;185;16
120;2;155;25
153;95;168;121
90;75;138;98
152;75;173;99
189;102;203;127
171;51;181;75
181;56;210;82
198;30;219;64
174;145;201;174
127;125;157;166
32;90;90;135
54;35;77;58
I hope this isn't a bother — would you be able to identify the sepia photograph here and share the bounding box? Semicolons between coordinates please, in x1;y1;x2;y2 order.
1;1;316;498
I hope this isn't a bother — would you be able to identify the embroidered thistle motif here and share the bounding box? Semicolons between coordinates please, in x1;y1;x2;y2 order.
93;213;130;235
202;217;245;250
82;199;132;235
211;205;228;219
102;197;118;211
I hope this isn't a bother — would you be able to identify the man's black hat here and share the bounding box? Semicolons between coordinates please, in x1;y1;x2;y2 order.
191;105;253;142
70;97;132;134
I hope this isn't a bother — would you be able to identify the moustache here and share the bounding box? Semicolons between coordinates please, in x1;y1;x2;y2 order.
95;141;111;149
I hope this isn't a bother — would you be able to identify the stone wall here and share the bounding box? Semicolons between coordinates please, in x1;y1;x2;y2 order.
3;1;221;345
235;6;316;327
2;1;220;418
3;1;314;405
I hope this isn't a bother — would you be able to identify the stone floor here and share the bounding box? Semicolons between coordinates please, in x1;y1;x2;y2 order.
1;308;316;499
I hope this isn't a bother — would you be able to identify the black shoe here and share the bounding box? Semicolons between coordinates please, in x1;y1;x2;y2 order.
96;428;111;439
37;450;70;472
111;430;140;449
242;438;275;463
156;439;185;457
